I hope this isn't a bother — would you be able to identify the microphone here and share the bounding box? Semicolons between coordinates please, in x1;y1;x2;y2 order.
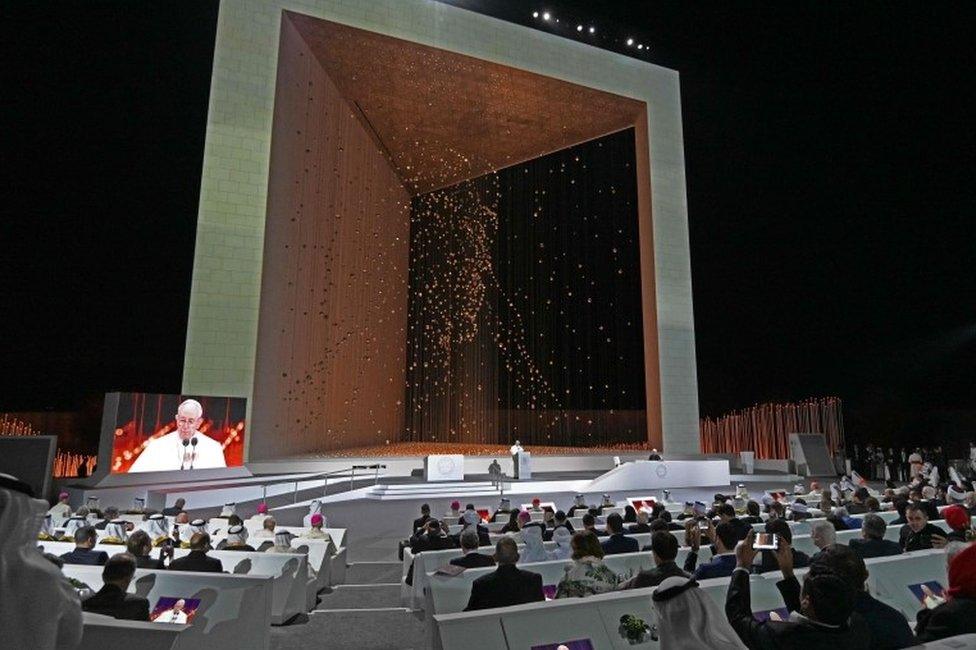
181;439;190;470
189;437;199;470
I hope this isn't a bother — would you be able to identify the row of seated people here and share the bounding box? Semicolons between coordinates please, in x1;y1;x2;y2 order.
53;512;332;567
457;528;976;648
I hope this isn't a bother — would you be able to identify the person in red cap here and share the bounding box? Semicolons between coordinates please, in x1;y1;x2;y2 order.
915;541;976;641
47;491;71;524
941;504;973;543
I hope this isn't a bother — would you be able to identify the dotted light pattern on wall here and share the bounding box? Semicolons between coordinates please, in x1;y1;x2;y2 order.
405;129;647;446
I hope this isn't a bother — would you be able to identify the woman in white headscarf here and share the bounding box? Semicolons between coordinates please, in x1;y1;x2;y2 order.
651;576;747;650
520;523;547;563
101;519;128;545
547;526;573;561
303;500;325;527
0;473;83;650
142;513;171;546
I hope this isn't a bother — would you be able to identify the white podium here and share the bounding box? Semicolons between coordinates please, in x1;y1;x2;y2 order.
512;452;532;480
424;454;464;481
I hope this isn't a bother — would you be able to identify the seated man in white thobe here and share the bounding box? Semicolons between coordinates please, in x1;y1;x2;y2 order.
128;399;226;472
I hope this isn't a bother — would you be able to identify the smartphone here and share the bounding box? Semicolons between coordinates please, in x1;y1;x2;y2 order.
754;533;778;550
698;519;710;530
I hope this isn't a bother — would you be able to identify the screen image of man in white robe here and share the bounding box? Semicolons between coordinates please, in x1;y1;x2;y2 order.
128;399;227;473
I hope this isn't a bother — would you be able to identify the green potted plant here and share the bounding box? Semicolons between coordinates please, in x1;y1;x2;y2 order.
618;614;653;645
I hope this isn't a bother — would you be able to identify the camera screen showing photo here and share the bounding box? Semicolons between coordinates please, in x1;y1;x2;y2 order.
908;582;947;610
754;533;778;549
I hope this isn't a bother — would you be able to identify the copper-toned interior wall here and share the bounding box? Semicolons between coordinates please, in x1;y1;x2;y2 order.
250;16;411;458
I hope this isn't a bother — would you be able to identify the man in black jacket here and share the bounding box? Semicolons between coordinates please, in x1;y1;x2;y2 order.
161;498;186;517
125;530;166;569
450;530;495;568
81;553;150;621
716;503;752;542
899;502;946;552
601;513;639;555
753;519;810;574
809;544;914;650
464;537;544;611
620;531;689;589
412;503;432;534
60;526;108;566
168;533;223;573
725;530;870;649
849;514;902;560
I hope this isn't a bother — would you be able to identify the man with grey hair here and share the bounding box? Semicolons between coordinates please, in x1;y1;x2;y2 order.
849;513;902;559
129;399;227;472
450;529;495;568
809;520;836;560
464;537;543;610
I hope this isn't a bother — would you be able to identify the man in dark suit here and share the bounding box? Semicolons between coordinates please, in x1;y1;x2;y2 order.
683;520;739;580
849;514;902;560
620;531;689;589
811;543;913;649
464;537;543;611
406;520;457;585
847;487;870;515
581;513;608;537
412;503;432;534
81;553;150;621
167;533;223;573
753;519;810;574
450;529;495;569
600;513;638;555
161;498;186;517
93;507;120;530
60;526;108;566
715;503;751;542
725;530;871;649
899;502;946;552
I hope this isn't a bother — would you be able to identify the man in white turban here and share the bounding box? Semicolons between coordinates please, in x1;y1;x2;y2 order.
38;513;57;541
224;525;255;552
180;519;207;548
219;502;236;518
60;515;87;541
101;520;128;545
652;576;747;649
129;399;227;472
267;530;301;554
0;473;83;649
142;513;171;546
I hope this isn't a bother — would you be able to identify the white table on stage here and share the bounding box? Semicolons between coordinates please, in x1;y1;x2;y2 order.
424;454;464;481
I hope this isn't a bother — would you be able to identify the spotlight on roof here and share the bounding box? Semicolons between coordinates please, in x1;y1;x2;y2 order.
637;44;643;50
589;26;596;34
532;11;539;18
626;38;634;46
542;12;550;21
576;25;583;32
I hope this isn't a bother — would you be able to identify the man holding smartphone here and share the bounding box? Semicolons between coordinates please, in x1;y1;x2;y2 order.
899;502;947;552
682;518;739;580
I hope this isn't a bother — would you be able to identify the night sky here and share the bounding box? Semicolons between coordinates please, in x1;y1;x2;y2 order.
2;1;973;450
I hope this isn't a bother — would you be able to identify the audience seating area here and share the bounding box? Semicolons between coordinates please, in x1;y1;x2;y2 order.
432;548;952;650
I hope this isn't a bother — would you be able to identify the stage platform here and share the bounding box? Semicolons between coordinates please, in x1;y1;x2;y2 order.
62;450;803;516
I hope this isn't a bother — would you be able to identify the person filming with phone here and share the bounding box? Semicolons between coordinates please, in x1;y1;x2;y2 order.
682;518;739;580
